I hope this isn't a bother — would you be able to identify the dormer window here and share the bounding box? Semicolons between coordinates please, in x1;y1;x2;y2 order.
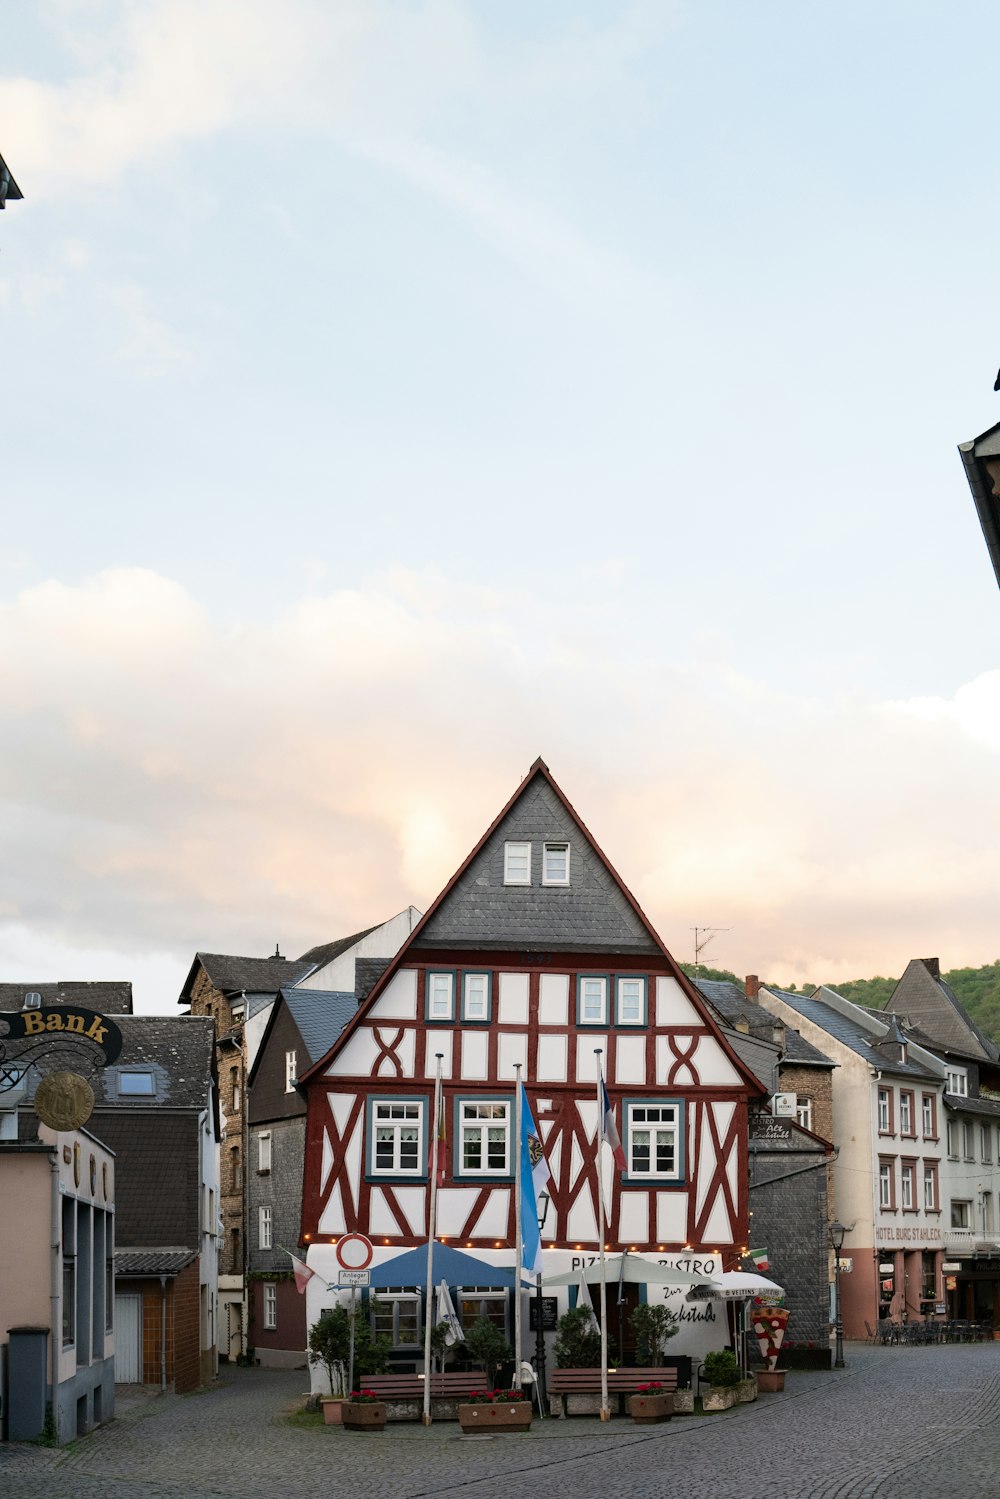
542;842;570;885
504;842;531;885
946;1068;968;1097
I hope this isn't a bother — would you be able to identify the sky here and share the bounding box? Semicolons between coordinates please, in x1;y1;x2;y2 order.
3;1;1000;1016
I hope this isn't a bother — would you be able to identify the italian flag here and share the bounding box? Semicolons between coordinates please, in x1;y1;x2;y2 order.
748;1248;770;1273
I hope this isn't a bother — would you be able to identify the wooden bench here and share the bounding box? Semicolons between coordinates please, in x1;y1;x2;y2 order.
360;1372;486;1420
547;1367;678;1418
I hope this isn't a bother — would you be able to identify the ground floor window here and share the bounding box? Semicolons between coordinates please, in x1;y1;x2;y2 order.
459;1288;507;1337
371;1289;421;1348
263;1283;277;1331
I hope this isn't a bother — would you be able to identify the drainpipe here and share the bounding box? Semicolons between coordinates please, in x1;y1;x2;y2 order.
50;1145;60;1421
160;1275;167;1392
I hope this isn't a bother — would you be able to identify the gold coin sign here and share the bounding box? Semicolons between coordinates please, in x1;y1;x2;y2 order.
34;1071;95;1131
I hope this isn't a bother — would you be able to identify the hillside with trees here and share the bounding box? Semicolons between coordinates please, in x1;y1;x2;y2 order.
681;962;1000;1045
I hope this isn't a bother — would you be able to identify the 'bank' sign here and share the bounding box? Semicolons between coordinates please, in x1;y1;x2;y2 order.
1;1007;123;1064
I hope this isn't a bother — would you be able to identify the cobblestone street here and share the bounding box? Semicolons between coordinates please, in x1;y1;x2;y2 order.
2;1343;999;1499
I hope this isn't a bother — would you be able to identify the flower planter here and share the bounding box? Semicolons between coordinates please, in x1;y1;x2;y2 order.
342;1401;387;1431
736;1379;757;1404
672;1389;695;1415
628;1393;673;1425
702;1387;736;1411
321;1397;347;1425
755;1369;787;1394
458;1402;532;1433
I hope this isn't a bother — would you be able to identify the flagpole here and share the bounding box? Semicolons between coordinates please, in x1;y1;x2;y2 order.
513;1062;524;1392
595;1049;610;1421
423;1054;443;1426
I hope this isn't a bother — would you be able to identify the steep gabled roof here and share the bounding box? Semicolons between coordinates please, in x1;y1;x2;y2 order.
302;759;765;1093
888;958;999;1065
0;980;133;1014
765;985;940;1080
298;927;380;970
248;988;358;1087
178;952;311;1004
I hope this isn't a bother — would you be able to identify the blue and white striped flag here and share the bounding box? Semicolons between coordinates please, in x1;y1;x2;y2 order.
518;1082;552;1275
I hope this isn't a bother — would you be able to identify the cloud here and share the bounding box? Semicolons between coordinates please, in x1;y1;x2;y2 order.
2;565;1000;1008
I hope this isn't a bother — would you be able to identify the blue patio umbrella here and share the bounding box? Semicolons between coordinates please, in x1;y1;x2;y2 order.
365;1241;528;1289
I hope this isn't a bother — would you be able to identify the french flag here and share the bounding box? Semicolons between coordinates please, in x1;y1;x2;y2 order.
600;1077;627;1172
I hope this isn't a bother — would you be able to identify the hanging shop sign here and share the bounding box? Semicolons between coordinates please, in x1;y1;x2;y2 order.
1;1007;123;1064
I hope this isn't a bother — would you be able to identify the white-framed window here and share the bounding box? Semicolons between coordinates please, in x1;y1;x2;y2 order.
259;1205;272;1250
947;1120;959;1158
899;1091;913;1136
285;1050;297;1093
462;972;490;1022
922;1094;936;1139
257;1132;272;1173
426;971;455;1021
877;1088;892;1133
263;1283;277;1330
947;1068;968;1097
616;977;646;1026
459;1101;511;1176
795;1097;813;1132
232;1003;245;1024
981;1125;992;1163
963;1122;975;1161
542;842;570;885
371;1100;425;1176
371;1290;421;1348
878;1160;894;1210
503;841;532;885
900;1161;915;1210
626;1102;681;1180
951;1199;972;1229
578;975;609;1026
923;1163;939;1212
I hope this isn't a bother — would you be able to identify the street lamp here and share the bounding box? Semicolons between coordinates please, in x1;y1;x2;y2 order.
535;1192;551;1406
829;1220;847;1369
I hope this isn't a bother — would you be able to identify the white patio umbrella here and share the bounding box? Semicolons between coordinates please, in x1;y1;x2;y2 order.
544;1255;706;1287
699;1271;784;1301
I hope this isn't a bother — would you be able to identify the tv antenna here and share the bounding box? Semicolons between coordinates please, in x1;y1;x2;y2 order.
691;926;730;976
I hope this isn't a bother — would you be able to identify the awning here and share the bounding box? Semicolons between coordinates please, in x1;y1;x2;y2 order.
364;1242;527;1289
696;1271;785;1301
544;1255;706;1287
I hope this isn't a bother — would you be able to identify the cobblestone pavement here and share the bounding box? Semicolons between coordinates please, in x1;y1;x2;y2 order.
2;1343;1000;1499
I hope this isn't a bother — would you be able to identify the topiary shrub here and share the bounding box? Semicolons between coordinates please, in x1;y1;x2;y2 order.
464;1316;512;1388
629;1302;679;1366
703;1349;740;1388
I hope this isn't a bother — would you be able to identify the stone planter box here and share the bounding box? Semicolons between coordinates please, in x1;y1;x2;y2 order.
672;1389;695;1414
702;1387;736;1411
628;1392;672;1424
458;1401;532;1433
342;1401;387;1431
736;1379;757;1404
321;1397;347;1425
755;1369;787;1394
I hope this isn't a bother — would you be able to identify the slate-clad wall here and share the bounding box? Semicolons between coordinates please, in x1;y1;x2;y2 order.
249;1004;306;1124
94;1112;199;1247
749;1142;831;1346
247;1115;306;1276
419;778;659;953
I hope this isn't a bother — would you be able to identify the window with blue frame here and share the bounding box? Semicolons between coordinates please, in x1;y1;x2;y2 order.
367;1096;428;1179
426;971;455;1022
456;1098;512;1177
624;1100;683;1182
615;977;647;1026
462;971;491;1022
577;975;609;1026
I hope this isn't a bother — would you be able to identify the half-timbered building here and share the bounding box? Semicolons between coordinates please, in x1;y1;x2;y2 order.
299;760;764;1380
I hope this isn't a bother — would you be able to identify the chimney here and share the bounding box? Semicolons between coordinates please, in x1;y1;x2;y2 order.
745;974;760;1004
922;958;940;979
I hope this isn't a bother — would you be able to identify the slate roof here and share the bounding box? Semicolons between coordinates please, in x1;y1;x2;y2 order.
298;927;379;970
17;1016;217;1111
418;765;660;954
943;1092;1000;1118
180;952;311;1003
696;981;834;1067
282;989;357;1065
888;959;999;1065
764;986;940;1080
115;1248;198;1276
0;981;133;1014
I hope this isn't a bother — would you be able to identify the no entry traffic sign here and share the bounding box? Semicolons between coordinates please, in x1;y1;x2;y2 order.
335;1232;373;1270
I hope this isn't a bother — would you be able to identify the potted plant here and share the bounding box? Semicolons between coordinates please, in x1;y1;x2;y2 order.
672;1380;695;1415
702;1350;740;1410
628;1380;673;1424
629;1303;678;1366
464;1316;514;1390
553;1305;602;1368
752;1307;790;1393
458;1387;533;1433
342;1388;388;1432
308;1309;349;1424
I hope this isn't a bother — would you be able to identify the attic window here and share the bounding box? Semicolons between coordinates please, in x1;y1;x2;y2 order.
118;1071;155;1096
23;991;42;1009
542;843;570;885
503;842;531;885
